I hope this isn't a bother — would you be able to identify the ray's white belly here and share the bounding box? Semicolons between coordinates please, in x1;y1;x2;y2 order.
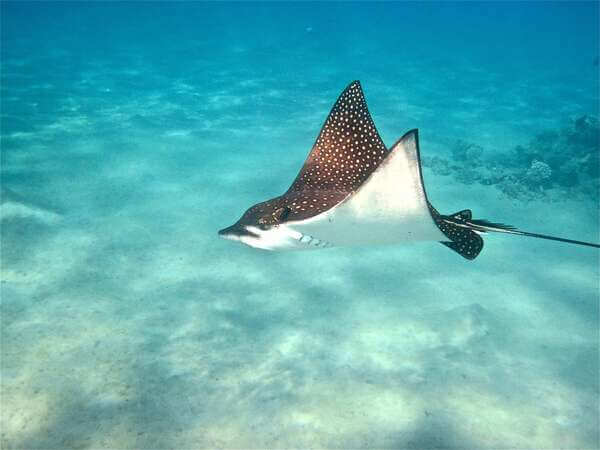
288;194;445;248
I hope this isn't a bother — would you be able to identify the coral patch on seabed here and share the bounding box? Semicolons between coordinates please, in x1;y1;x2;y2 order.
423;116;600;201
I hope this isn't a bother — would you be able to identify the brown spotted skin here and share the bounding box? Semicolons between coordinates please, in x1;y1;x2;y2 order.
428;204;484;260
226;81;388;230
286;81;387;197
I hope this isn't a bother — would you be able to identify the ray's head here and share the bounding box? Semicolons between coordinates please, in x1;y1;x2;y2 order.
218;198;299;250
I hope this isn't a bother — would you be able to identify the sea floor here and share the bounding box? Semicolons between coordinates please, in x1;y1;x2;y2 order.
2;115;598;448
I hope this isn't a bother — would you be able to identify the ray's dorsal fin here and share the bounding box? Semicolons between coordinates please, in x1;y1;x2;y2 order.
286;80;387;195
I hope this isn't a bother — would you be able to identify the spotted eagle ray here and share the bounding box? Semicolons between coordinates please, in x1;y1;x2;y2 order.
219;81;600;259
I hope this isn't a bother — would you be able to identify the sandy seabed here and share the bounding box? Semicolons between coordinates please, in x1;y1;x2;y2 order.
2;125;598;448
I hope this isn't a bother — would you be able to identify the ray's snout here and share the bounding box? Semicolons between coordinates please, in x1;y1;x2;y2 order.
217;225;233;236
218;223;259;240
218;224;238;239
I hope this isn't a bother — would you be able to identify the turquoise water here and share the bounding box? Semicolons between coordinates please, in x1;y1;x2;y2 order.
1;2;598;448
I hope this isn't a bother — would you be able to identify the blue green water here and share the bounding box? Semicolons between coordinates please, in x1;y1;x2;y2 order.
2;2;599;448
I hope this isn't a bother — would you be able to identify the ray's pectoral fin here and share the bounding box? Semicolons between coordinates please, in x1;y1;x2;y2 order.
440;235;484;261
285;80;388;198
429;204;484;260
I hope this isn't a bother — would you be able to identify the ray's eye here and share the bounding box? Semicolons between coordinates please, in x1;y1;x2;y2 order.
257;216;270;230
257;206;290;230
273;206;291;222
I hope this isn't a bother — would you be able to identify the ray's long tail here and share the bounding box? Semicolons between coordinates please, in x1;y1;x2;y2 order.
430;206;599;260
461;218;600;249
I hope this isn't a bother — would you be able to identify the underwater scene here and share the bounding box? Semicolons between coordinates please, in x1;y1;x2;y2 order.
1;2;599;449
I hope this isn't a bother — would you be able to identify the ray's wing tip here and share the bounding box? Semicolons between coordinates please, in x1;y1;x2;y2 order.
346;80;362;91
389;128;420;150
404;128;419;138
